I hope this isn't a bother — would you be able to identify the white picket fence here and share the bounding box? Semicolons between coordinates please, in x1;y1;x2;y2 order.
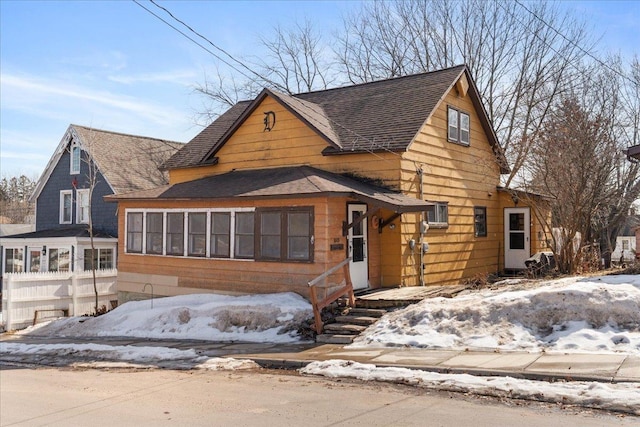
1;269;118;331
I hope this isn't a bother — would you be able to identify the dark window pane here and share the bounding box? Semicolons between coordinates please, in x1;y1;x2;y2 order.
235;212;254;258
474;207;487;237
509;213;524;231
352;237;365;262
288;236;309;259
146;213;163;254
510;233;525;250
261;235;281;258
352;211;363;236
166;213;184;255
188;213;206;256
127;213;143;253
211;213;230;257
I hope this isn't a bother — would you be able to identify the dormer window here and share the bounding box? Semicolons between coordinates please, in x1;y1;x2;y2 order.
448;107;470;146
70;141;81;174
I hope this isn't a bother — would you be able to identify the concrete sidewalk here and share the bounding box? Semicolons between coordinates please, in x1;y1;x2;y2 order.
1;334;638;383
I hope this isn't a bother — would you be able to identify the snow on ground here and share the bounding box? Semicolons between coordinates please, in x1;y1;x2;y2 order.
350;275;640;354
301;360;640;416
1;342;258;370
19;292;313;344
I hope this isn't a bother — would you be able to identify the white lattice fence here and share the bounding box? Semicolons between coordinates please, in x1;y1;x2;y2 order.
1;269;117;331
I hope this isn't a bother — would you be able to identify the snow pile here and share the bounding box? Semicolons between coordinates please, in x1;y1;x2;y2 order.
301;360;640;415
2;342;258;370
351;275;640;353
21;292;313;343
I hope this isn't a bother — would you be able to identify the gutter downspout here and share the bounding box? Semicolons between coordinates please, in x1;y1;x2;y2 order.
418;166;425;287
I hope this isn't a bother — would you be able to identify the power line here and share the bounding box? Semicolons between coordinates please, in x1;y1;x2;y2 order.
512;0;638;87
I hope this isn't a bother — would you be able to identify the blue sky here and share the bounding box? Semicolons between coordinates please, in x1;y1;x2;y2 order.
1;0;638;179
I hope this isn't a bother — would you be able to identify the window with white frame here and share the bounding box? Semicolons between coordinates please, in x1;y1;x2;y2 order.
448;106;470;145
3;248;24;273
76;189;90;224
426;202;449;228
146;212;164;254
84;248;114;270
70;142;81;174
211;212;230;258
124;208;314;263
166;213;185;256
622;239;630;250
48;248;70;272
188;213;206;256
126;212;143;253
60;190;73;224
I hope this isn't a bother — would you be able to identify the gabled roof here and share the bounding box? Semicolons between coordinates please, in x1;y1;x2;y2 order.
163;65;509;173
30;125;184;202
108;165;432;213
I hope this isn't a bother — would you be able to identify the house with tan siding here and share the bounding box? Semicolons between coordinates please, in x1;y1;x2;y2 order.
108;65;549;302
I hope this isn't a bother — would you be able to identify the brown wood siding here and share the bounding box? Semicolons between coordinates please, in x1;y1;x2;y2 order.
116;195;383;298
169;96;402;187
398;88;504;286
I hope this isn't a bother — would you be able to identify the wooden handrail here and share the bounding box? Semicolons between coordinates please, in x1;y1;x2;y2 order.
308;257;356;334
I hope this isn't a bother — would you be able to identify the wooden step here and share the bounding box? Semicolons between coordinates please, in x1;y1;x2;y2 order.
323;323;368;334
333;315;378;326
316;334;356;344
347;308;388;318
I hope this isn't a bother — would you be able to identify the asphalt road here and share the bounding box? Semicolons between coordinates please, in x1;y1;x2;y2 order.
0;365;635;427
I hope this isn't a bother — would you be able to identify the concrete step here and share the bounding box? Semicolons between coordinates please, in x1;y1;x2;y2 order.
315;334;355;344
333;315;378;326
323;323;368;334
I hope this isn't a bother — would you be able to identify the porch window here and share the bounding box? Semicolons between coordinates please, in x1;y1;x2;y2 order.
448;106;470;145
166;213;185;256
48;248;70;272
426;202;448;228
60;190;73;224
234;212;255;258
70;141;81;175
256;208;313;262
210;212;230;258
126;212;143;253
4;248;24;273
76;189;90;224
188;213;206;257
84;248;113;270
146;213;164;254
474;206;487;237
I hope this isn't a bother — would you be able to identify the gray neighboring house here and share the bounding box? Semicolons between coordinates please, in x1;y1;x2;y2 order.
0;124;183;277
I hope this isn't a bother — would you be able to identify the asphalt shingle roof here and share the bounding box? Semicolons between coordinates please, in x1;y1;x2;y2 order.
71;125;184;194
110;166;432;213
164;65;509;171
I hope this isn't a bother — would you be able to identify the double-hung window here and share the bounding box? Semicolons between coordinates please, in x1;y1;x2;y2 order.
126;212;143;253
70;142;81;174
234;212;255;258
426;202;448;228
60;190;73;224
188;213;206;256
448;107;470;145
211;212;231;257
256;208;313;262
474;206;487;237
76;189;90;224
146;213;164;254
166;213;184;256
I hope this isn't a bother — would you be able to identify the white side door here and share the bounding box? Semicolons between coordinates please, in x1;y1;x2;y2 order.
504;208;531;269
347;204;369;290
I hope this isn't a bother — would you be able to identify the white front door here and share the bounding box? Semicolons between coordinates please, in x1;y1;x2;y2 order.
28;247;45;273
504;208;531;269
347;204;369;290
